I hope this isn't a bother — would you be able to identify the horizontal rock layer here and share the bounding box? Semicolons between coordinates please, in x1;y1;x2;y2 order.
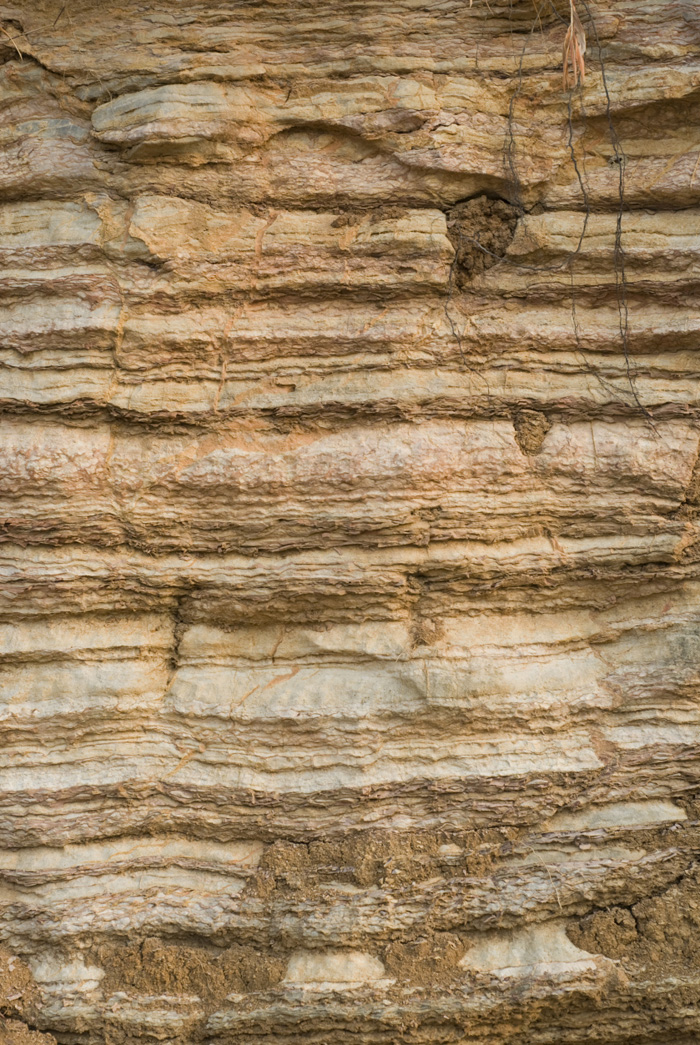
0;0;700;1042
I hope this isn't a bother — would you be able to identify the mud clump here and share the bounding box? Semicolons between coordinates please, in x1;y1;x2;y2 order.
0;951;40;1022
0;1020;55;1045
383;933;465;986
99;939;285;1000
570;907;639;961
0;950;54;1045
258;831;448;890
569;866;700;970
446;195;519;285
255;828;519;894
512;409;552;455
410;616;444;649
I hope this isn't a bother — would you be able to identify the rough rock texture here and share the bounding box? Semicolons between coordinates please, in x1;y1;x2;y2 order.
0;0;700;1042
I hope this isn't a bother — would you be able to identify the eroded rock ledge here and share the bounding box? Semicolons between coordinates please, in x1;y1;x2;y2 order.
1;0;700;1042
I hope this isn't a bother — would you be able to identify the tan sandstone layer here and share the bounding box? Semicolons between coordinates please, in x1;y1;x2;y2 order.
0;0;700;1042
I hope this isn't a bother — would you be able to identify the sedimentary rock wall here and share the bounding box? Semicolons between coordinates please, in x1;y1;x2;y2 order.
1;1;700;1042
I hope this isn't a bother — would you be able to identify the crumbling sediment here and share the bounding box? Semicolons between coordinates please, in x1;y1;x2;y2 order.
1;1;700;1042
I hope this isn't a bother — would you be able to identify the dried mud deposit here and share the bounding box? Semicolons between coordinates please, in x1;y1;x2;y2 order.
0;1;700;1043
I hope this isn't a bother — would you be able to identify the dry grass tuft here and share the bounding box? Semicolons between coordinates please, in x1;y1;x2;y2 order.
563;0;586;89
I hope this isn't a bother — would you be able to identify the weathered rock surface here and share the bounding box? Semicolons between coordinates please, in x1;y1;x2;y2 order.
0;0;700;1042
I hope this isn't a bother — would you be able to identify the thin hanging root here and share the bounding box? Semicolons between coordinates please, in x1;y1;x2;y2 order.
563;0;586;90
0;25;23;60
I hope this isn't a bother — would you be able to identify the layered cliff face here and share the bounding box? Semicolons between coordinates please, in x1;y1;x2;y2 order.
1;1;700;1042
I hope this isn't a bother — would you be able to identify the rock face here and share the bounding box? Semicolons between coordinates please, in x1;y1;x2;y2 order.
0;1;700;1042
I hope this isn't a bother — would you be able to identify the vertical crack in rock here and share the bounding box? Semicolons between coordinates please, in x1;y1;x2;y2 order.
1;0;700;1042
